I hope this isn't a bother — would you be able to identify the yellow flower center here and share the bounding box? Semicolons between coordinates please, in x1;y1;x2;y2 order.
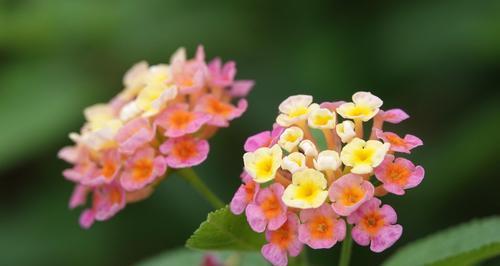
313;114;332;126
295;182;320;203
255;156;274;178
346;105;372;117
289;106;308;118
353;147;375;164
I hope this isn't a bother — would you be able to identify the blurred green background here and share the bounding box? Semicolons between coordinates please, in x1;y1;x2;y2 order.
1;0;500;265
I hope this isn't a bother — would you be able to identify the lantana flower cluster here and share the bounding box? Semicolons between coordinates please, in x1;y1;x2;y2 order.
59;46;253;228
230;92;424;266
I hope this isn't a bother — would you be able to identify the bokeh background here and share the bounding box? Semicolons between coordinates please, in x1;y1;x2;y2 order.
1;0;500;265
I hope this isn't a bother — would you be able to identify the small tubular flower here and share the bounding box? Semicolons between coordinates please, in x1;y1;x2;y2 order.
329;174;374;216
155;103;210;138
298;204;346;249
374;154;425;195
262;213;303;266
160;136;209;168
276;95;319;127
244;144;283;183
282;169;328;209
314;150;341;171
120;146;166;191
307;108;336;129
281;152;307;174
336;120;356;143
348;198;402;252
60;46;253;228
231;91;424;262
337;91;382;121
340;138;389;174
298;140;318;157
375;129;423;154
278;126;304;152
246;183;288;232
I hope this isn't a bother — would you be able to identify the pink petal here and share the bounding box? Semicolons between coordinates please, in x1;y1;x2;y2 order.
406;165;425;188
230;80;254;97
230;184;251;215
382;109;409;124
370;224;403;252
244;131;272;152
245;203;267;233
261;243;288;266
380;204;398;224
69;185;89;209
79;209;95;229
351;225;370;246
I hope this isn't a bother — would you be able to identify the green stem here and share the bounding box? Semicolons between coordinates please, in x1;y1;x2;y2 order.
176;168;225;209
339;224;353;266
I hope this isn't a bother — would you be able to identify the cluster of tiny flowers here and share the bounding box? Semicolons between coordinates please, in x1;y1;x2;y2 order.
230;92;424;266
58;46;253;228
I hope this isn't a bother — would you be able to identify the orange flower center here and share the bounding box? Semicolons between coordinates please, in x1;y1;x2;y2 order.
169;110;195;129
269;222;293;248
132;159;153;181
206;98;232;116
361;211;385;235
171;139;199;160
109;187;123;204
386;163;410;185
309;216;334;240
340;186;365;206
386;134;405;146
102;160;116;179
261;195;281;219
244;182;256;202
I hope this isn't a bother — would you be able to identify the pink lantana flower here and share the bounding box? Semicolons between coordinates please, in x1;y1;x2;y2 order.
329;174;374;216
374;154;425;195
375;129;423;154
170;46;206;93
120;146;166;191
230;172;260;215
82;149;121;186
207;58;236;88
298;204;346;249
262;213;303;266
116;117;156;155
79;182;126;229
69;184;89;209
160;136;210;168
348;198;403;253
155;103;210;138
195;95;248;127
246;183;288;233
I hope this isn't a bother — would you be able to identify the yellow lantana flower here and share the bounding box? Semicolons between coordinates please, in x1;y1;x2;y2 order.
282;168;328;209
278;126;304;152
243;144;283;183
136;65;178;117
340;138;389;174
276;95;319;127
336;91;383;121
307;108;336;129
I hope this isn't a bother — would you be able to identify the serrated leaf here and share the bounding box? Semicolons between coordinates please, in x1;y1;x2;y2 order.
383;216;500;266
186;206;265;251
136;248;268;266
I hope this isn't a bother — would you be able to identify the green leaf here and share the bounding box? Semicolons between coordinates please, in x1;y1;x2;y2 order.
383;216;500;266
186;206;265;251
136;248;268;266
